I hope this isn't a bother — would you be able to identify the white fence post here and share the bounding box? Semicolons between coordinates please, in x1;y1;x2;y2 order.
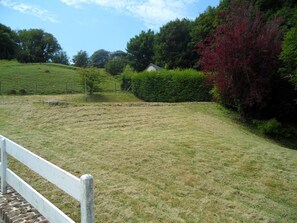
1;138;7;194
80;174;94;223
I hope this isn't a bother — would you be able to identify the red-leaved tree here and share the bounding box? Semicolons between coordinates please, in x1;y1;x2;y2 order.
199;1;282;119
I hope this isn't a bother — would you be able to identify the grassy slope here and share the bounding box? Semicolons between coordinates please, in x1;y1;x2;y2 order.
0;60;82;94
0;95;296;223
0;60;122;94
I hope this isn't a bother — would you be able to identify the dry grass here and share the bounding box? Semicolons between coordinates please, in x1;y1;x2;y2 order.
0;95;296;223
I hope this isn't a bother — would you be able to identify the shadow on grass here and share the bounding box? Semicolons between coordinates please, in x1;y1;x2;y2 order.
84;92;141;103
215;105;297;150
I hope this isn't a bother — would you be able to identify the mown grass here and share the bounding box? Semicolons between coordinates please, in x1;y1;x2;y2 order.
0;95;296;222
0;60;121;94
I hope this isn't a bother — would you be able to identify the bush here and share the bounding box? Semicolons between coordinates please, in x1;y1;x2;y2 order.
129;69;212;102
7;89;17;95
19;89;28;95
121;65;135;91
105;57;127;76
253;118;282;137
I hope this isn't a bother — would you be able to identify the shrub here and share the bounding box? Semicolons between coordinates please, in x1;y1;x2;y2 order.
121;65;135;91
130;69;212;102
105;57;127;76
19;89;28;95
253;118;282;136
7;89;17;95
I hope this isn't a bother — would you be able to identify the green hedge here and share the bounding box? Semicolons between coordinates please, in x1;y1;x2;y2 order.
122;69;212;102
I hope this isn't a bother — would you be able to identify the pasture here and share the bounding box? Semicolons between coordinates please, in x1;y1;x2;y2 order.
0;60;121;94
0;94;296;222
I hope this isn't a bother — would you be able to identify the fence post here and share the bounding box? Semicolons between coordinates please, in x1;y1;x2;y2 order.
80;174;94;223
0;81;2;94
1;138;7;194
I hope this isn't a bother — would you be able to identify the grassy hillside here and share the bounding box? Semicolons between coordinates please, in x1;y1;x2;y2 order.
0;95;296;223
0;60;122;94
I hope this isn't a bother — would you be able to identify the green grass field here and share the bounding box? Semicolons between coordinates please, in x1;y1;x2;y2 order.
0;94;296;223
0;60;122;94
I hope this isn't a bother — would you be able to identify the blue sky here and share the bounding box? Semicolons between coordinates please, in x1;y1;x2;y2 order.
0;0;220;60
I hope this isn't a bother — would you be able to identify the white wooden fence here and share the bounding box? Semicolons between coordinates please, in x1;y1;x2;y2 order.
0;135;94;223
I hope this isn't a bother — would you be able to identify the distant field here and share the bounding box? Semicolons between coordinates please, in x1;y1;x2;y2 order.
0;95;296;223
0;60;121;94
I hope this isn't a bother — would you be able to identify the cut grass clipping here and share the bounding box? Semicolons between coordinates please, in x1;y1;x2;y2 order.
0;95;296;223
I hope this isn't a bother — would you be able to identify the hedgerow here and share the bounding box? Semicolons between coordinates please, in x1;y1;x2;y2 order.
122;69;212;102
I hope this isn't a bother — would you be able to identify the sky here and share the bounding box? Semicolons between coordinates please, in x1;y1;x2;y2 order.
0;0;221;60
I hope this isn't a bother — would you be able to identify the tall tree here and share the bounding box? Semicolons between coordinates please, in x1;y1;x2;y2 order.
90;49;110;68
52;50;69;65
110;50;127;59
16;29;61;63
199;1;283;119
155;19;195;69
73;50;89;68
0;23;18;59
191;7;219;68
280;25;297;89
126;29;155;72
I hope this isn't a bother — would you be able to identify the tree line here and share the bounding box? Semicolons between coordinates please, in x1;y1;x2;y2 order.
0;25;69;64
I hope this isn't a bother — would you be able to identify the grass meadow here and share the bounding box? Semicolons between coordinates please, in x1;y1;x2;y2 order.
0;94;296;222
0;60;122;94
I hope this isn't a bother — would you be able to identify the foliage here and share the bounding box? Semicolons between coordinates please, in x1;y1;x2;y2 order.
129;69;212;102
121;65;135;91
191;6;219;68
72;50;89;68
126;29;155;72
109;50;127;59
105;57;127;76
0;23;18;60
16;29;61;63
52;50;69;65
253;118;282;137
280;26;297;89
79;68;107;95
199;1;283;119
90;49;110;68
6;89;17;95
155;19;195;69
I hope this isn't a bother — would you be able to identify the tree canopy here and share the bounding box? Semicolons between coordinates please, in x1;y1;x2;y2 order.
199;1;284;119
90;49;110;68
126;29;155;72
280;26;297;89
16;29;61;63
73;50;89;68
155;19;195;69
0;23;18;60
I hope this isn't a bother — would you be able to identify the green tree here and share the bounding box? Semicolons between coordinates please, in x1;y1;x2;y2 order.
16;29;61;63
155;19;195;69
191;6;219;44
126;29;155;72
105;57;127;75
73;50;89;68
280;26;297;89
191;7;219;68
52;50;69;65
0;23;18;59
110;50;127;59
90;49;110;68
79;68;106;95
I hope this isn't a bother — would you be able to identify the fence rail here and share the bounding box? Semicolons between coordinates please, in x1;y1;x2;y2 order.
0;135;94;223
